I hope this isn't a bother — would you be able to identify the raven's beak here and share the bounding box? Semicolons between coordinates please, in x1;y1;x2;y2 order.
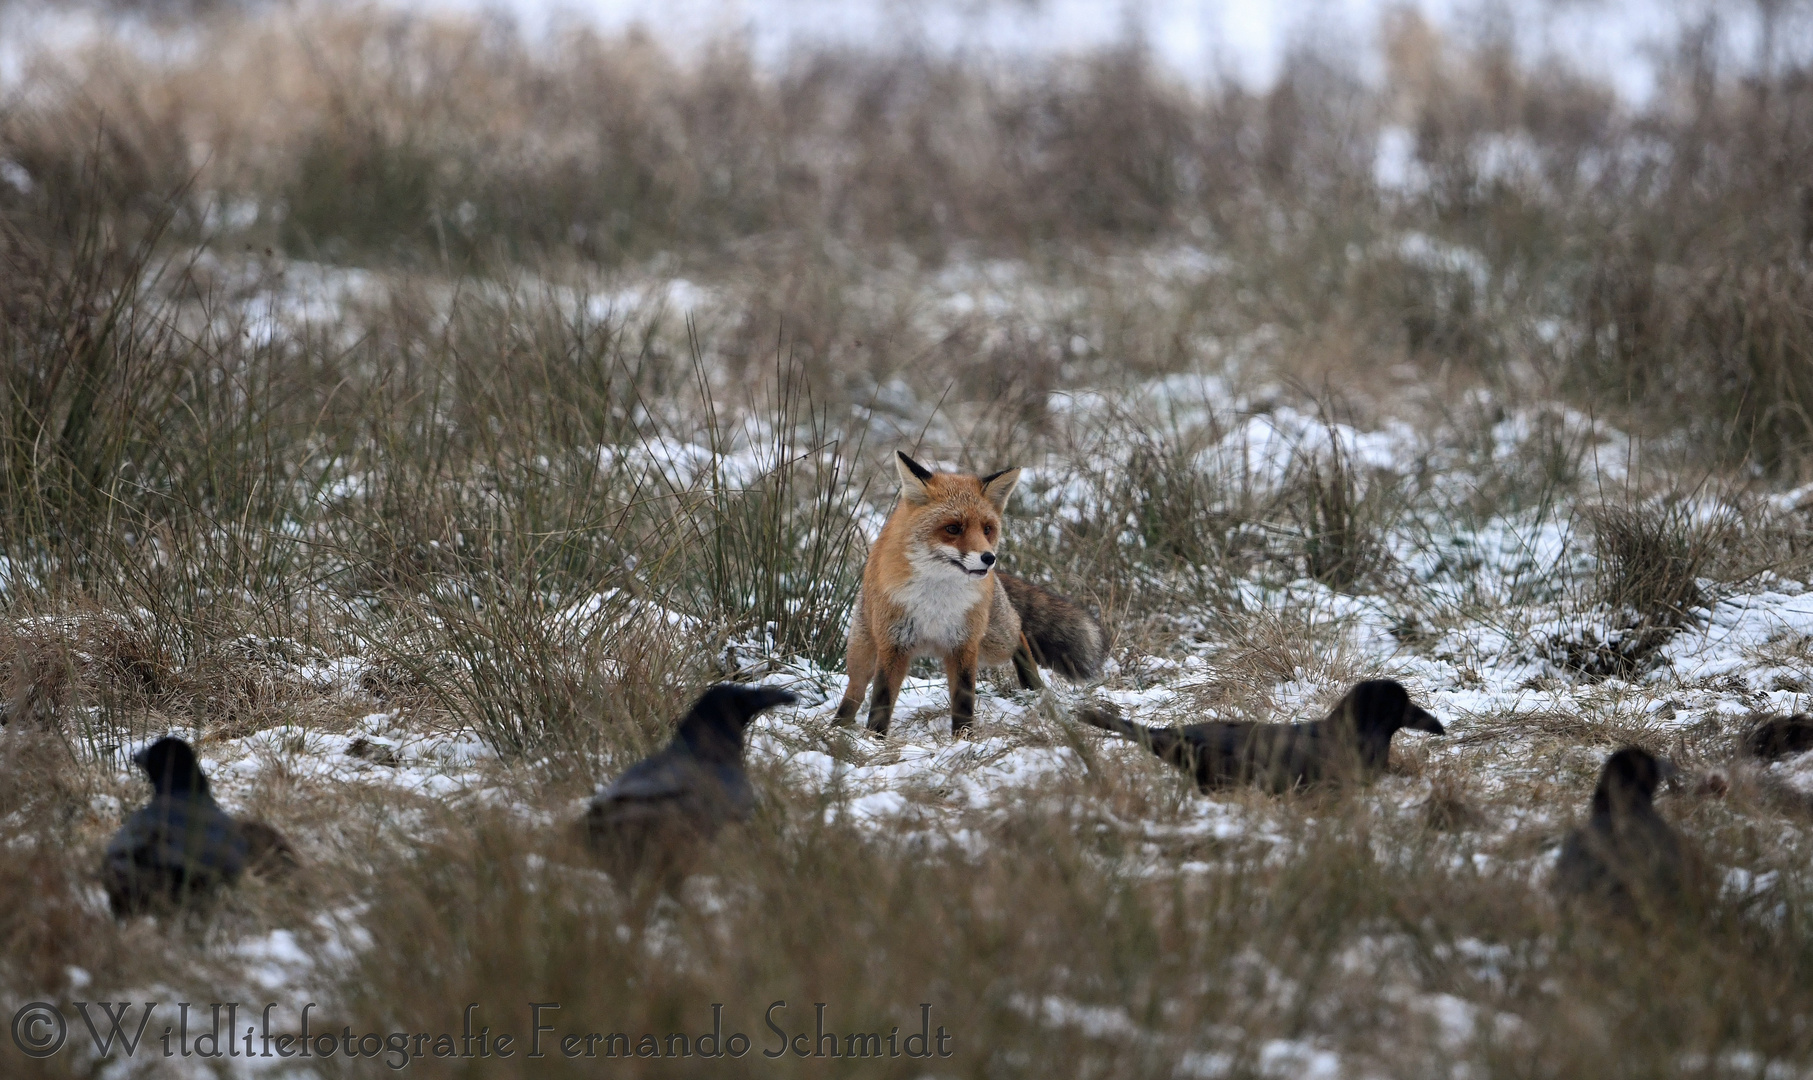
1657;756;1680;782
747;687;800;714
130;745;150;768
1404;704;1445;735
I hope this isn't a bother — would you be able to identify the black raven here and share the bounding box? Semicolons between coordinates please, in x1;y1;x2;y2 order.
1553;746;1693;921
584;684;797;884
1078;679;1445;791
103;737;250;916
1746;713;1813;761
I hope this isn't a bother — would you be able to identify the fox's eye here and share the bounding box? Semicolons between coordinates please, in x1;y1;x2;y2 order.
983;524;994;537
944;523;963;536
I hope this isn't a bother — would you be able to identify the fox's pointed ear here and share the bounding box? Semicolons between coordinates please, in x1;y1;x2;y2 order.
896;451;934;505
980;467;1021;510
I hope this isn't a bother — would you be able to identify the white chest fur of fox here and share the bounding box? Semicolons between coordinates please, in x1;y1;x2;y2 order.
887;544;990;653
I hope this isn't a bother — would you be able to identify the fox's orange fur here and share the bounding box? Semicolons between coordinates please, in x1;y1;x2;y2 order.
834;452;1030;736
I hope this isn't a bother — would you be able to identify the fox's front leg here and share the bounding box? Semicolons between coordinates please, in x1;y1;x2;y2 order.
865;645;912;737
944;645;980;736
834;621;879;727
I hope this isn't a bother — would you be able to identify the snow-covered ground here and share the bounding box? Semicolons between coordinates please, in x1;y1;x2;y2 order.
3;0;1811;1068
40;345;1813;1074
4;196;1811;1073
62;530;1813;1075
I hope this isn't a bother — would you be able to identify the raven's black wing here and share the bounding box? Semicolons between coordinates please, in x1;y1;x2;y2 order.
103;795;247;914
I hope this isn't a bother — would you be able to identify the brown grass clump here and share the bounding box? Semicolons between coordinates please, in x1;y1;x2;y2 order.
1287;432;1400;591
1546;495;1733;680
1590;499;1715;630
1423;774;1486;832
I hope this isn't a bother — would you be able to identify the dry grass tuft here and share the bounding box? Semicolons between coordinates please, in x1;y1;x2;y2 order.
1590;500;1714;630
1287;433;1399;591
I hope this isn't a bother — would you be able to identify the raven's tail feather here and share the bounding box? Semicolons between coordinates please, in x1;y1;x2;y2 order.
1075;700;1186;764
1075;701;1143;740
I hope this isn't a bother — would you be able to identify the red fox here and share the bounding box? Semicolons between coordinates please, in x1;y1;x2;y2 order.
834;451;1105;737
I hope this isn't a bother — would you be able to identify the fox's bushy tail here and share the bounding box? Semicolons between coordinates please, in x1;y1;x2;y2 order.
998;572;1105;681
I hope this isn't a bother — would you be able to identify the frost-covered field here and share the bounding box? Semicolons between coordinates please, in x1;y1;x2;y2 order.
8;2;1813;1075
6;247;1813;1078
